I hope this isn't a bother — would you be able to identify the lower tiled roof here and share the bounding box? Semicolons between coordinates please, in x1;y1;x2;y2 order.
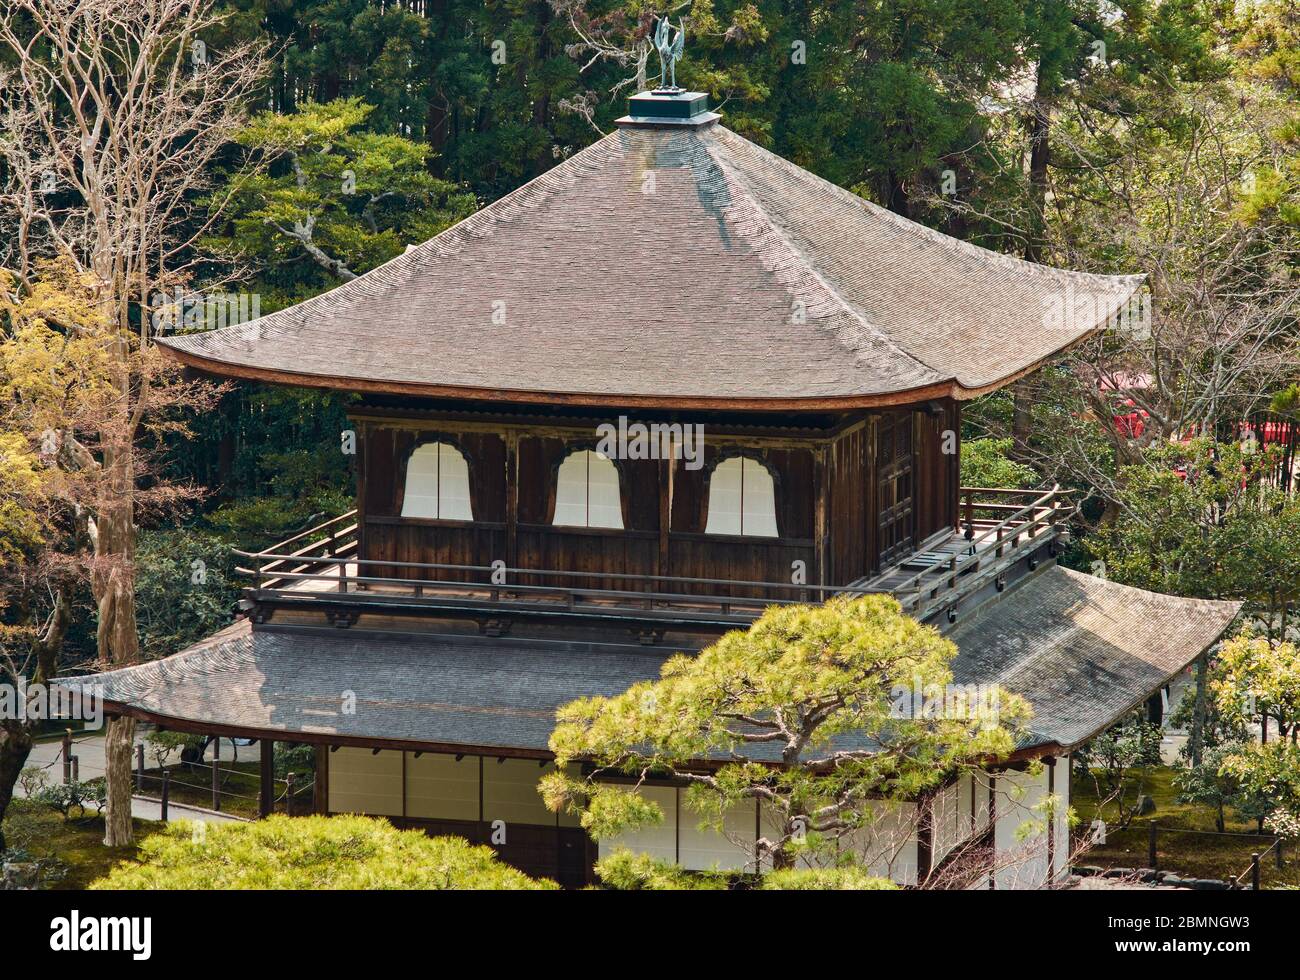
949;566;1240;748
63;567;1239;757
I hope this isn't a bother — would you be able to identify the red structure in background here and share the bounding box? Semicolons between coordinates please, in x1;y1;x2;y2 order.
1239;420;1298;446
1097;371;1299;491
1113;400;1147;439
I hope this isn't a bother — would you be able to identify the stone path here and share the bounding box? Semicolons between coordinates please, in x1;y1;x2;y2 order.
21;732;250;825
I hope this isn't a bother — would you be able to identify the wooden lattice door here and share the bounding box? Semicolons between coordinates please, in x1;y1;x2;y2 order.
876;412;915;567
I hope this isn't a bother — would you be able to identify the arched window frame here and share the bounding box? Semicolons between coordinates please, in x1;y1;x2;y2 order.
702;452;781;538
395;437;476;522
549;444;627;530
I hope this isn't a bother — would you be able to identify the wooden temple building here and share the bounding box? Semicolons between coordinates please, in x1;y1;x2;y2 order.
73;87;1240;888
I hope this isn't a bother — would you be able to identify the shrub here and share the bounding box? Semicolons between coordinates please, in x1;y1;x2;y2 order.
146;730;206;769
18;765;49;798
594;850;732;890
760;867;899;890
593;850;899;890
35;778;107;820
90;814;557;890
959;438;1038;490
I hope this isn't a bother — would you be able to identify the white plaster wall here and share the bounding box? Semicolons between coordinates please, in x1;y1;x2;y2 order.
328;746;403;816
993;766;1050;889
830;801;919;884
973;770;993;832
601;784;678;862
679;799;757;871
405;752;479;821
482;758;554;827
330;751;580;828
932;778;966;865
1053;755;1071;882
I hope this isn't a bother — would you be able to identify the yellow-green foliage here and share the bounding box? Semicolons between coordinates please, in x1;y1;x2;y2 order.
1212;633;1300;732
959;438;1038;491
543;595;1029;865
760;867;899;890
593;850;898;890
0;261;118;416
0;430;46;559
90;815;557;890
594;850;730;890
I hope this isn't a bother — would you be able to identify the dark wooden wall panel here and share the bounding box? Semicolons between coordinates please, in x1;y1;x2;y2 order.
667;536;815;599
913;400;959;545
516;527;658;593
875;411;916;568
827;423;870;585
352;410;963;600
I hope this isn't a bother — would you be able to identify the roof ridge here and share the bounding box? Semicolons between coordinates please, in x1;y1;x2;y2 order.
696;130;946;385
710;126;1145;291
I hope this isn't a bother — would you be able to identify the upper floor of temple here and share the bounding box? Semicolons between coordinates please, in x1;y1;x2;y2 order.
157;89;1134;644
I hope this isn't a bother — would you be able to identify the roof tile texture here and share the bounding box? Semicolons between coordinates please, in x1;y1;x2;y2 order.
71;568;1237;755
160;123;1142;405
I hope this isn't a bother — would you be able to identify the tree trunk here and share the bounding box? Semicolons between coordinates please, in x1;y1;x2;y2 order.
0;589;70;852
0;723;35;854
1189;652;1208;768
1012;380;1033;458
884;170;909;218
102;715;136;846
1010;58;1054;461
94;445;141;847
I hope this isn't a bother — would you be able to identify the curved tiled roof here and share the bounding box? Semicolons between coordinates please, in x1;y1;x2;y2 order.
61;568;1237;758
159;120;1142;409
950;566;1240;749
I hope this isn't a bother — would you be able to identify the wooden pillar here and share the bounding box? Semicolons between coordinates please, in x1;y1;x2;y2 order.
814;445;828;594
354;419;367;583
948;402;962;531
505;431;519;571
259;737;275;818
866;416;879;573
915;792;933;885
211;737;221;811
314;745;330;814
657;454;671;581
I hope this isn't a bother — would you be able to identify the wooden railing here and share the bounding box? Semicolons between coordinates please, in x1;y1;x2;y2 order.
890;486;1074;614
234;488;1072;625
255;510;358;590
235;550;847;626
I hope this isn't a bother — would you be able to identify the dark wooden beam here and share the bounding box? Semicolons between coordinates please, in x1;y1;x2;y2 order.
259;736;275;819
658;454;671;579
505;429;519;569
915;792;933;885
1046;756;1055;880
314;745;329;814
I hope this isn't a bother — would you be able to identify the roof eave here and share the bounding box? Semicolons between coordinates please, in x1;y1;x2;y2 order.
155;335;1098;412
